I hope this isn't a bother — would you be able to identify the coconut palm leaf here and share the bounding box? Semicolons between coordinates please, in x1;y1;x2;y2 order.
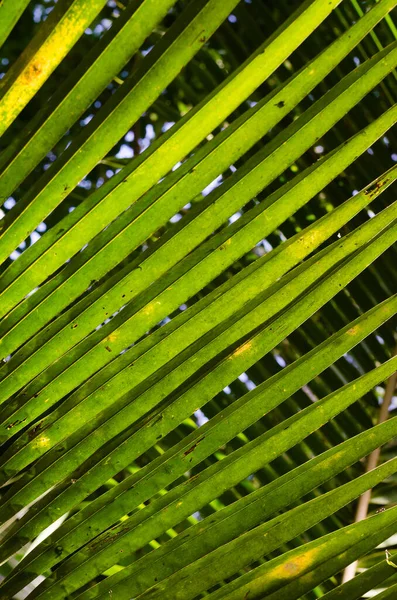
0;0;396;598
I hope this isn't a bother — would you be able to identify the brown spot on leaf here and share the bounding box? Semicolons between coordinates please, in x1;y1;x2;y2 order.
90;532;120;550
347;325;359;336
23;62;42;84
364;180;383;196
28;422;43;440
6;419;26;430
149;414;163;427
183;437;204;456
185;473;200;485
271;547;320;580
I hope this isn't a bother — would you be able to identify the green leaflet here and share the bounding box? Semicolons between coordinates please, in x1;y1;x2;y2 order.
133;456;397;600
1;162;394;449
1;159;395;462
370;582;397;600
0;223;396;563
0;0;353;312
0;0;31;48
0;0;392;313
1;96;396;361
18;357;397;599
1;48;396;411
207;506;397;600
320;550;397;600
1;188;396;448
0;3;396;599
0;0;109;137
0;288;395;567
0;0;179;199
2;111;396;439
76;421;397;600
0;0;336;263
